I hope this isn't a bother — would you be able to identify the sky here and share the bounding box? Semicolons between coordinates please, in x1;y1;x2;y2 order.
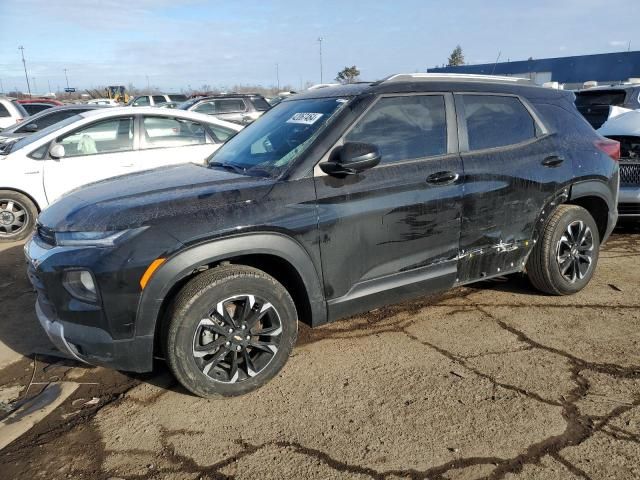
0;0;638;93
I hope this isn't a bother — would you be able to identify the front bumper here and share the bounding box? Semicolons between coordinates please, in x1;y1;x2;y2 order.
25;236;154;372
618;186;640;218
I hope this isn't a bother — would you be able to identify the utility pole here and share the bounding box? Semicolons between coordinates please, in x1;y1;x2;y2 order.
0;78;3;94
146;75;150;92
32;77;37;93
48;79;52;93
64;68;70;89
317;37;324;83
276;63;280;91
18;46;31;96
628;40;632;52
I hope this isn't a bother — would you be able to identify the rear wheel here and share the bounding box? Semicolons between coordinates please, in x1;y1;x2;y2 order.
165;264;298;398
527;205;600;295
0;190;37;242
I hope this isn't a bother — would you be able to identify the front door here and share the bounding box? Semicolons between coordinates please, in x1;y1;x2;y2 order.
43;116;136;202
314;93;463;320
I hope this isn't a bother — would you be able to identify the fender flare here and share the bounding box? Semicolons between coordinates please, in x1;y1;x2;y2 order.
569;179;616;212
134;232;327;338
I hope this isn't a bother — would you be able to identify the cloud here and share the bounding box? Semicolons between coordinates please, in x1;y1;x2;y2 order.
609;40;628;47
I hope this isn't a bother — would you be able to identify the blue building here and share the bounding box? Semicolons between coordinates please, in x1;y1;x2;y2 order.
428;51;640;88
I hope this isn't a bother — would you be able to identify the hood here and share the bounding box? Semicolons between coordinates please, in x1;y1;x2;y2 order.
598;110;640;137
39;163;274;232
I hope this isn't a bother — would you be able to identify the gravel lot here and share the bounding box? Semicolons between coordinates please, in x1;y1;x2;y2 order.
0;228;639;479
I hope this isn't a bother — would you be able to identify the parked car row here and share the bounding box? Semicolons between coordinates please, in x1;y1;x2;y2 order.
0;107;242;239
22;73;621;398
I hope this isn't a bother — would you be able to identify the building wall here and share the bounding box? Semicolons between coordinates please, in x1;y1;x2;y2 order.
428;51;640;87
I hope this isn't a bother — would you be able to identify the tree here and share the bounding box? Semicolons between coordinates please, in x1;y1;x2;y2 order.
336;65;361;84
447;45;465;67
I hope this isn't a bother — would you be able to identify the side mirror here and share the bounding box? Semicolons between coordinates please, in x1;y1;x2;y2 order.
24;123;38;132
49;144;66;159
319;142;381;176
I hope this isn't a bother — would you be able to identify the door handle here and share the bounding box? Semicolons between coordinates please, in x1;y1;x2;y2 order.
542;155;565;167
426;171;459;186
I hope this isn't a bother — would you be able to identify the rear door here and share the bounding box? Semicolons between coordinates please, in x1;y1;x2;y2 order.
43;116;137;201
315;93;463;319
454;93;572;283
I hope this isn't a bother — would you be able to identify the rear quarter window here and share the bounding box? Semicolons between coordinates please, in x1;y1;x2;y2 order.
0;104;9;117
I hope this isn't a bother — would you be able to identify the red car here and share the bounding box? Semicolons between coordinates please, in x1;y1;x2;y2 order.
17;98;64;115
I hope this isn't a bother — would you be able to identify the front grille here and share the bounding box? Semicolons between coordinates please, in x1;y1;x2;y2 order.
620;163;640;186
36;224;56;247
619;203;640;215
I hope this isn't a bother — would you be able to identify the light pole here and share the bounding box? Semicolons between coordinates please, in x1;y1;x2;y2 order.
317;37;324;83
32;77;37;93
18;46;31;96
276;63;280;91
64;68;70;89
0;78;3;94
146;75;150;92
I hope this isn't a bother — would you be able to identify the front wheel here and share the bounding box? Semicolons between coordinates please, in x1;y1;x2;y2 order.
165;264;298;398
0;190;38;242
527;205;600;295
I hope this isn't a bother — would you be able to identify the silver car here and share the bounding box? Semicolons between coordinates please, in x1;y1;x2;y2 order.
178;94;271;124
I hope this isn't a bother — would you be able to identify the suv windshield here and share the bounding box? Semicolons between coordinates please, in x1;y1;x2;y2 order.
208;97;348;177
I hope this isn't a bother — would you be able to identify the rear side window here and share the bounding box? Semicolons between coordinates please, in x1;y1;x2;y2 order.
345;95;447;163
215;99;247;113
0;104;9;117
250;96;271;111
152;95;166;104
23;104;52;115
168;94;187;102
133;96;150;106
141;116;207;149
462;95;537;151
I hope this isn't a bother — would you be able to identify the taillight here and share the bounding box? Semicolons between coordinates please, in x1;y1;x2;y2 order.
594;138;620;161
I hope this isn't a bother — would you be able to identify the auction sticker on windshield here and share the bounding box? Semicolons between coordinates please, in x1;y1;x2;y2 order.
287;112;323;125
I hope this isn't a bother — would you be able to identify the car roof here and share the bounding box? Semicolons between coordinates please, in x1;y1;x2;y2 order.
77;106;243;130
287;73;568;101
576;85;638;92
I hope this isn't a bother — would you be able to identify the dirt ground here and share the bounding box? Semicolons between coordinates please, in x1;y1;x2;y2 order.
0;227;639;480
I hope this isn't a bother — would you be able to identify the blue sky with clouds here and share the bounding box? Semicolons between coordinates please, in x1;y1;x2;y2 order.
0;0;638;93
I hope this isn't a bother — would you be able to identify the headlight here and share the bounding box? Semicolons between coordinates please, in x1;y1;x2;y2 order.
63;270;98;303
55;228;145;247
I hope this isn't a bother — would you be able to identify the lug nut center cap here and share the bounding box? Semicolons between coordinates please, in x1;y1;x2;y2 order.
0;212;14;225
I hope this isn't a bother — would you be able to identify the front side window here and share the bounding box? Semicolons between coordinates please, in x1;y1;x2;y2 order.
58;117;134;157
462;95;537;151
345;95;447;163
209;97;348;176
194;101;215;114
141;116;207;149
133;96;150;106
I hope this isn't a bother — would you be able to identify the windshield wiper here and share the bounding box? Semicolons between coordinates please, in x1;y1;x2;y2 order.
209;161;247;175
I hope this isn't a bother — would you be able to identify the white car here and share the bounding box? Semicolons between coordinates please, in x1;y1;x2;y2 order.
86;98;120;106
0;107;242;240
0;97;30;130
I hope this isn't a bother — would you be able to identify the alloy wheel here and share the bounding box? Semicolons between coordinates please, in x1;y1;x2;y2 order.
556;220;594;283
0;199;29;237
192;294;282;383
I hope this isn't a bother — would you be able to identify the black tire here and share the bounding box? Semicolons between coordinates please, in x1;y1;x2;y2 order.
0;190;38;242
527;205;600;295
165;264;298;398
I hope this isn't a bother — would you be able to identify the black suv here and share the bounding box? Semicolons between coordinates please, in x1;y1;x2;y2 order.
178;93;271;124
26;74;619;397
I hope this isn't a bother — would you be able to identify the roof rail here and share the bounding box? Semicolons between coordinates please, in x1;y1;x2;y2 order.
382;73;532;84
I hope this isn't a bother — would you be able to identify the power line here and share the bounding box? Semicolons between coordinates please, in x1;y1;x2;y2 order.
18;46;31;96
